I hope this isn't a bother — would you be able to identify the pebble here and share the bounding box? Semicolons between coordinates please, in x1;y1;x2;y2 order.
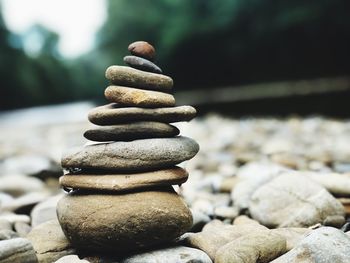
215;231;287;263
84;121;179;142
124;55;162;73
270;228;311;251
249;174;346;227
121;246;212;263
271;227;350;263
0;213;30;224
27;220;75;263
0;230;19;240
1;192;49;214
190;209;211;232
61;136;199;172
57;187;192;253
14;222;32;237
88;103;196;125
214;206;239;220
105;66;172;91
0;175;45;197
54;255;90;263
104;85;175;108
0;238;37;263
60;167;188;192
30;194;63;227
128;41;156;61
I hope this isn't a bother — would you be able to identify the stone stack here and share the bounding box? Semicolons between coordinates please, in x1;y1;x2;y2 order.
56;41;199;254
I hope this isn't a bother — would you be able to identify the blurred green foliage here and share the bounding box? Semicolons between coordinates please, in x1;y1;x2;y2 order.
1;0;350;110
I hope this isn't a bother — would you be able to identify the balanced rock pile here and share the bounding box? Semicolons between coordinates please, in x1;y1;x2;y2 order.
57;41;199;253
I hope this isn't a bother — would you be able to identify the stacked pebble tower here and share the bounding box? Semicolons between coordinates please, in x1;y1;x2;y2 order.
56;41;199;253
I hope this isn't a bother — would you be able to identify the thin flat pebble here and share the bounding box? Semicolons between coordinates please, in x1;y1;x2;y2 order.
124;55;162;73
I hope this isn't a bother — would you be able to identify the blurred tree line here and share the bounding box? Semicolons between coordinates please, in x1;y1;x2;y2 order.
1;0;350;110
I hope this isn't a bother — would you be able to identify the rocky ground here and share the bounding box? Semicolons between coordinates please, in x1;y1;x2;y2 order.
0;104;350;262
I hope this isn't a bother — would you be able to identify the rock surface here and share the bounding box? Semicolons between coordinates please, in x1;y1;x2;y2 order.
88;103;196;125
84;121;179;142
27;220;75;263
271;227;350;263
249;174;345;227
0;238;38;263
59;167;188;192
57;187;192;253
128;41;156;61
54;255;89;263
61;136;199;172
124;55;162;73
30;194;63;227
104;86;175;108
120;246;212;263
105;66;172;91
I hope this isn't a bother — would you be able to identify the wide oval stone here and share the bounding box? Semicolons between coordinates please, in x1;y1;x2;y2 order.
88;103;196;125
106;66;172;91
59;167;188;192
104;86;175;108
124;55;162;74
61;136;199;172
128;41;156;61
56;187;192;253
84;121;179;142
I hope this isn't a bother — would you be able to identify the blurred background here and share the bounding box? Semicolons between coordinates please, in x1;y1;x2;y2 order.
1;0;350;115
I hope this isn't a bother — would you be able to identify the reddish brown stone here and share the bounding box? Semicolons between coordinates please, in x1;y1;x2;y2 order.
128;41;156;61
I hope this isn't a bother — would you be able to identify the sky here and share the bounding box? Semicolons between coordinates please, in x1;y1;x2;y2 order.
1;0;106;57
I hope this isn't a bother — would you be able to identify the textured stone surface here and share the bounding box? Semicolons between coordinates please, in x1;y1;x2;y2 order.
57;187;192;253
61;136;199;172
121;246;212;263
59;167;188;192
106;66;172;91
128;41;156;61
88;103;196;125
271;227;350;263
215;231;286;263
54;255;89;263
27;220;75;263
105;86;175;108
124;55;162;73
30;194;62;227
271;228;311;251
249;174;345;227
84;121;179;142
0;238;38;263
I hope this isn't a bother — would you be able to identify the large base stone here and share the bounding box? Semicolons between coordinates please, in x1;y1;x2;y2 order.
56;187;192;253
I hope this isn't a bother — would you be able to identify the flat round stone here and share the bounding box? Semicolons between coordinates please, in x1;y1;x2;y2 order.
88;103;196;125
83;122;179;142
57;187;192;253
105;66;173;91
104;86;175;108
59;167;188;192
124;55;162;74
128;41;156;61
61;136;199;172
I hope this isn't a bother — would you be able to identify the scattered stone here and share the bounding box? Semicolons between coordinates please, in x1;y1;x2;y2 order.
124;55;162;73
60;167;188;192
88;103;196;125
30;194;63;227
214;206;239;220
84;121;179;142
128;41;156;61
27;220;75;263
0;230;19;240
0;238;38;263
2;192;49;214
0;175;45;196
105;85;175;108
0;213;30;224
57;187;192;253
271;228;311;251
105;66;172;91
190;209;211;232
250;174;345;227
0;219;12;231
54;255;89;263
271;227;350;263
215;231;287;263
233;215;261;226
61;136;199;172
218;177;240;193
121;246;212;263
14;222;32;237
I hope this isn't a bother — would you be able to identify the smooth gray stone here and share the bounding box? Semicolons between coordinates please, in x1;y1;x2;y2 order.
105;66;172;91
0;238;38;263
62;136;199;172
0;219;12;231
0;230;19;240
84;121;179;142
121;246;212;263
88;103;196;125
124;55;162;73
30;194;62;227
14;222;32;237
271;227;350;263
